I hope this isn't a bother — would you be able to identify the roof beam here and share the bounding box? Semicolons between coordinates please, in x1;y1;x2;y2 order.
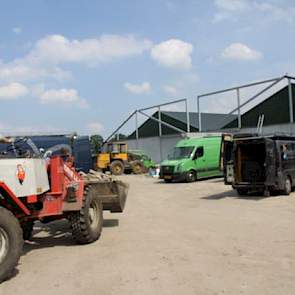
138;110;187;134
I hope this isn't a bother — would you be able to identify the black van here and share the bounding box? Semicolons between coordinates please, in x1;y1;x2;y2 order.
223;134;295;196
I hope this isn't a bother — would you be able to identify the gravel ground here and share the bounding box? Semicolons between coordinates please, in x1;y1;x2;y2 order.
1;175;295;295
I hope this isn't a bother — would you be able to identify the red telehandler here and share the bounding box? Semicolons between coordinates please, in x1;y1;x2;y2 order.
0;137;128;282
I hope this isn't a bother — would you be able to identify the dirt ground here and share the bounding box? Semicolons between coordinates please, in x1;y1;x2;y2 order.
1;175;295;295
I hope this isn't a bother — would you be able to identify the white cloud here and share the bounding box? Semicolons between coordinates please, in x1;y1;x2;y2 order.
0;82;28;100
213;0;249;22
221;43;262;61
214;0;249;12
255;2;295;24
26;34;152;65
0;62;70;82
162;85;177;96
86;122;104;134
0;34;152;83
12;27;22;34
213;0;295;23
39;88;89;108
151;39;193;69
124;82;152;94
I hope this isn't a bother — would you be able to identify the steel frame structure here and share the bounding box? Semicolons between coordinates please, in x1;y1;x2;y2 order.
196;75;295;132
104;99;190;145
105;75;295;145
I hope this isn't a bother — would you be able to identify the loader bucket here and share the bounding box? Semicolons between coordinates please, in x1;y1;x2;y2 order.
82;171;129;213
101;180;128;213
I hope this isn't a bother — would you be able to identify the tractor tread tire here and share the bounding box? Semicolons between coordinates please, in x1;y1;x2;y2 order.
69;186;103;245
131;160;144;174
0;207;23;283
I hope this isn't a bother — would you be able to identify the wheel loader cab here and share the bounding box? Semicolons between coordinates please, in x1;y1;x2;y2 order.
97;142;128;175
107;142;128;161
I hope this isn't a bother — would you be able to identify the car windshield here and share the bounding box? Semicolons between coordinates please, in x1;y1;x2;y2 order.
171;146;194;160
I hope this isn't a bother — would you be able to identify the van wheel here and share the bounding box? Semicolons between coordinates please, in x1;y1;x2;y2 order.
283;177;292;195
186;170;196;182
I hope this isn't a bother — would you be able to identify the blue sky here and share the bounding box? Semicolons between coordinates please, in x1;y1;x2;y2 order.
0;0;295;137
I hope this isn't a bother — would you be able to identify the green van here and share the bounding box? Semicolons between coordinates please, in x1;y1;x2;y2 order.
160;136;223;182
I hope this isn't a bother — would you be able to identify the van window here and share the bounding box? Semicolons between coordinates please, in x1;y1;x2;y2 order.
171;146;194;160
195;146;204;158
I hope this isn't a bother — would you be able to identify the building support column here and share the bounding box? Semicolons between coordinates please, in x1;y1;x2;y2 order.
236;88;241;129
288;78;294;123
158;106;162;137
135;110;139;148
197;96;202;132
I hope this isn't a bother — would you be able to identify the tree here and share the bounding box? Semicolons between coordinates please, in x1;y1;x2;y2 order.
90;135;104;153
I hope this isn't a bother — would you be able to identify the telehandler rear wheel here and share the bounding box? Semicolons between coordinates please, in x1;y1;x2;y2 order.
69;186;103;244
110;160;124;175
0;207;23;283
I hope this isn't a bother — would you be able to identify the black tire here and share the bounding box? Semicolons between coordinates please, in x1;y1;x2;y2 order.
236;188;248;196
131;160;144;174
0;207;23;283
69;186;103;244
186;170;196;182
110;160;124;175
283;177;292;195
21;221;34;241
164;179;172;183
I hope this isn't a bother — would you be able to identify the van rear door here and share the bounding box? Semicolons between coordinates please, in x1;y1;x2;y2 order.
265;138;276;186
220;134;234;184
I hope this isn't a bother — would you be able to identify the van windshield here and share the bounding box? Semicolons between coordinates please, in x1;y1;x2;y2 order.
171;146;194;160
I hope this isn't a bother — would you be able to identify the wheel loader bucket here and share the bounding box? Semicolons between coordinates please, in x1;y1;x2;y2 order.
82;170;129;213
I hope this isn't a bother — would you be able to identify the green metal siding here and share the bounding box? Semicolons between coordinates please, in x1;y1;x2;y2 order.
128;112;197;139
224;84;295;129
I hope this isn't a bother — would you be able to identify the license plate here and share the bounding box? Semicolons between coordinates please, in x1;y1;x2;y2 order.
164;175;172;179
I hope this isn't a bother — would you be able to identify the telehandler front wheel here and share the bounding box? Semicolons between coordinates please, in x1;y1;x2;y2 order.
0;207;23;283
69;186;103;244
110;160;124;175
